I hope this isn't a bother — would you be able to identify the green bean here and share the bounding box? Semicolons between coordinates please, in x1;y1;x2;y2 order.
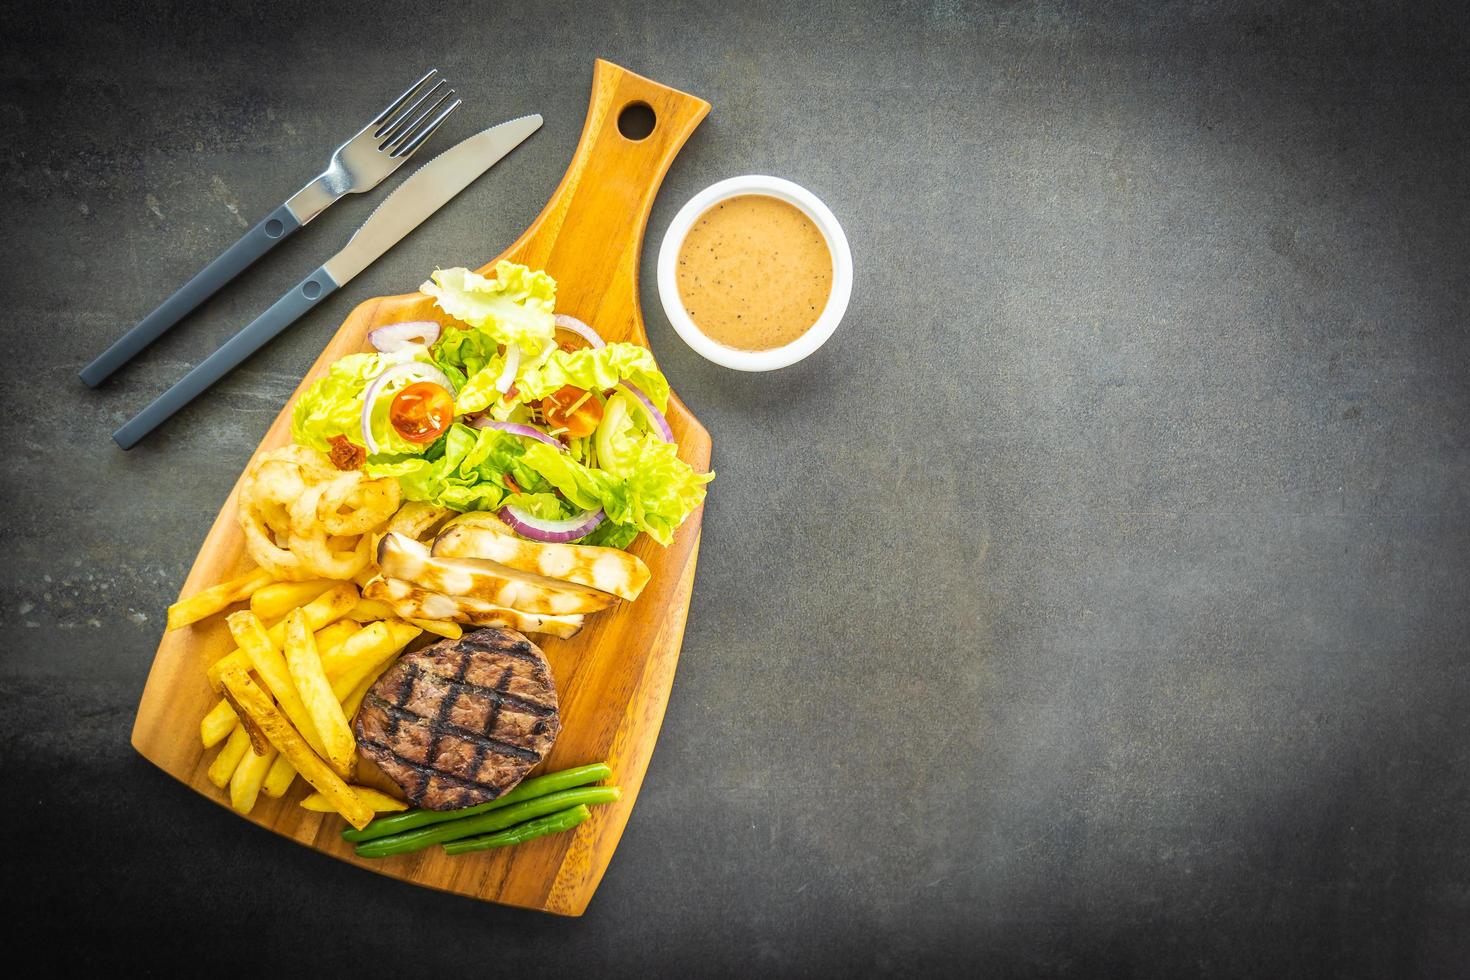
355;785;621;858
342;763;612;843
442;804;591;855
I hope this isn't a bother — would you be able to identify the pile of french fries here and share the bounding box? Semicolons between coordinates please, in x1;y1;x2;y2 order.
168;571;446;829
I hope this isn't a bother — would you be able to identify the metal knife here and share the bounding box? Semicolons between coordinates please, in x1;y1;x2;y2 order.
113;113;543;450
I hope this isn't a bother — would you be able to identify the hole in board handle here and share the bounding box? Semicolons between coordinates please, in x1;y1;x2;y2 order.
617;102;657;141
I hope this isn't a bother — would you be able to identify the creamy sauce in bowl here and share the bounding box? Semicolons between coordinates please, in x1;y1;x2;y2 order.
674;194;833;352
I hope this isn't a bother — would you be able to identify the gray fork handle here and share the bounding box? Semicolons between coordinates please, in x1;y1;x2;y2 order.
79;203;304;387
112;266;341;449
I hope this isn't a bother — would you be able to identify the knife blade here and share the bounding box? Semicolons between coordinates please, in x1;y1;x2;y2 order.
113;113;544;450
323;112;542;285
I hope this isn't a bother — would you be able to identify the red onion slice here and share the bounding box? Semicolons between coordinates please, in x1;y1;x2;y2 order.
360;361;457;454
494;343;521;394
368;321;440;353
498;504;605;543
468;417;568;453
618;381;674;443
554;314;605;349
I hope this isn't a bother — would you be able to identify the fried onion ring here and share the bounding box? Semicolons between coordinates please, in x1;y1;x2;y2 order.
238;446;401;581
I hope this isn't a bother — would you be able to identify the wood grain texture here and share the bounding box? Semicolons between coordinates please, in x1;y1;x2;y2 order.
130;60;711;915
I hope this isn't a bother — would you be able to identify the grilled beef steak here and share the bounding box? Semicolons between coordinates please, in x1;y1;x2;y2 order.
353;627;560;810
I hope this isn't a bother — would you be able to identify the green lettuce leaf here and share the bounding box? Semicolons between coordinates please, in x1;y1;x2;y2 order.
519;442;616;512
367;423;575;513
515;343;671;410
454;355;513;415
431;324;499;393
368;423;517;512
501;492;567;520
588;390;711;543
421;262;557;356
519;433;710;546
578;520;641;549
597;435;713;545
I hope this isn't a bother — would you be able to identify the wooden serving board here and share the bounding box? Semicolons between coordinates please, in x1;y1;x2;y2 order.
131;60;711;915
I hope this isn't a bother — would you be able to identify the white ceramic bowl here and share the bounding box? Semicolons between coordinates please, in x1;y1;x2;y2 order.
656;175;853;372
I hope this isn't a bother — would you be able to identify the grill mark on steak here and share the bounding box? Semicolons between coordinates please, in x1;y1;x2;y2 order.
416;667;556;717
467;665;515;792
353;627;560;810
421;653;472;802
364;692;543;762
386;658;416;741
460;630;540;663
355;738;496;791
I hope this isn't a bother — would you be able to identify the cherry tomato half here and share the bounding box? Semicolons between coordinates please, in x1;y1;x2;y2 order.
541;384;604;439
389;381;454;444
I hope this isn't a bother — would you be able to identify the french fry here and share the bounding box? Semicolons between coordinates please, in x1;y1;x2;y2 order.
313;619;362;654
285;609;357;780
207;583;360;691
300;787;407;813
198;617;365;746
230;744;277;814
261;754;297;798
226;611;329;759
200;698;238;747
250;579;336;622
207;725;251;789
318;620;390;678
220;684;272;755
218;665;374;830
327;621;422;699
346;598;398;622
341;672;377;720
409;618;461;639
167;567;275;631
201;617;382;746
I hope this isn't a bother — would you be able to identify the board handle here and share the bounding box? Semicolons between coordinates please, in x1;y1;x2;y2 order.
487;60;710;345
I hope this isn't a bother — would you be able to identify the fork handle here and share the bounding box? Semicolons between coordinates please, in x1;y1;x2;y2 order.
112;265;340;449
79;202;304;387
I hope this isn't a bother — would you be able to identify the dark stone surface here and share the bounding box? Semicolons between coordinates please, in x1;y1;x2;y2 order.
2;1;1467;975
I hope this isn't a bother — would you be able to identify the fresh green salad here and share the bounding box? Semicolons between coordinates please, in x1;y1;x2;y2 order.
290;261;711;549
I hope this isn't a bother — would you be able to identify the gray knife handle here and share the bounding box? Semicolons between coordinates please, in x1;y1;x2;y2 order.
80;203;304;387
112;267;340;449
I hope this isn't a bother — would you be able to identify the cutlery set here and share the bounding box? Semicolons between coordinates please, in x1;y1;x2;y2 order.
85;69;541;449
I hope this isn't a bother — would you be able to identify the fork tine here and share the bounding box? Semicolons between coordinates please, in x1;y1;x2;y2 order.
384;88;457;156
370;69;439;132
377;79;450;145
392;96;462;158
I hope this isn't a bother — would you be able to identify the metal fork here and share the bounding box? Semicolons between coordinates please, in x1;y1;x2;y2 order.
80;69;461;387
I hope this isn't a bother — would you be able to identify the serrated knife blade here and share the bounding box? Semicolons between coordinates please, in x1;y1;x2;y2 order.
323;113;543;284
